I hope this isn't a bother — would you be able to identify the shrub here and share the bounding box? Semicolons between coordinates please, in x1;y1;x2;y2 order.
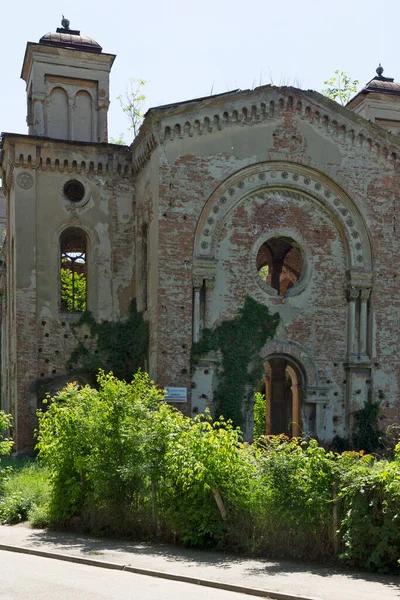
37;371;172;532
0;461;51;525
337;449;400;571
164;414;256;548
34;372;400;570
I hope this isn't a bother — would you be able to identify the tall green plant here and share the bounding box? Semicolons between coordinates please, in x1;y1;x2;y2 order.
0;411;13;457
322;71;359;105
253;392;267;439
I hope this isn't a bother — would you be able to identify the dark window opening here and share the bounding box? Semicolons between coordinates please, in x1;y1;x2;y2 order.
60;228;87;312
256;237;303;296
64;180;85;203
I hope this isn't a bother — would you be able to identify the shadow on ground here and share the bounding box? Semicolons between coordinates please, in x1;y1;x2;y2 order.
23;527;400;592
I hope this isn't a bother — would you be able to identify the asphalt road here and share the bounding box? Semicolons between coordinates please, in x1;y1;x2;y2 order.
0;550;269;599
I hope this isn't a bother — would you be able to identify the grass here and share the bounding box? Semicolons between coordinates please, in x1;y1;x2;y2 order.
0;459;51;526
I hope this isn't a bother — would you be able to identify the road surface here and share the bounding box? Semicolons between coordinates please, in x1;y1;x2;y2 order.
0;550;269;599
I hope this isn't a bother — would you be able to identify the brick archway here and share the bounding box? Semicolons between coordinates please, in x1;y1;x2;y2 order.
193;161;372;273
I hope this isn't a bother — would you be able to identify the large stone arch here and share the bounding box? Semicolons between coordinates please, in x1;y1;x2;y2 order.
193;161;372;273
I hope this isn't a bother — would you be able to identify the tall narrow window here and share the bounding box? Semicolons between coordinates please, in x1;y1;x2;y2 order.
49;87;68;139
60;228;87;312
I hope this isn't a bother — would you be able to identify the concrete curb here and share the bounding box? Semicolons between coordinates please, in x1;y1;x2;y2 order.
0;543;320;600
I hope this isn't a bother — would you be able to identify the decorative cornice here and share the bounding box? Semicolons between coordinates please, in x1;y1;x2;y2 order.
0;134;133;178
4;160;14;195
132;132;158;174
11;153;133;178
151;87;400;168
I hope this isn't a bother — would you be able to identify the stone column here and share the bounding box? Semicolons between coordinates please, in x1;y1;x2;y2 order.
291;384;301;437
68;97;74;141
43;99;50;137
98;102;110;143
264;375;271;435
347;287;359;360
204;278;215;328
91;102;98;143
33;100;45;137
359;289;371;361
193;277;203;343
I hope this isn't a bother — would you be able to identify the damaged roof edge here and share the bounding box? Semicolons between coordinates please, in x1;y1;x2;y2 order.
0;132;131;152
145;88;241;115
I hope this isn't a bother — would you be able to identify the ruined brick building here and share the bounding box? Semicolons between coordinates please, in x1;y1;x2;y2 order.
2;22;400;453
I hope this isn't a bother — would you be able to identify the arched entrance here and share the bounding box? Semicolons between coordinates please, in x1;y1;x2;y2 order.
262;358;302;437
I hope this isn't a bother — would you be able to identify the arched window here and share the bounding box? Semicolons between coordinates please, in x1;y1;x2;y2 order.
60;228;87;312
74;91;92;142
49;87;68;139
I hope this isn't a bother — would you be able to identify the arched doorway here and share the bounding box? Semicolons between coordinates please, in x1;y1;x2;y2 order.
262;358;302;437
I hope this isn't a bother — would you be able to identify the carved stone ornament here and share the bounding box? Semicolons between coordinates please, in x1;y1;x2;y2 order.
193;276;204;289
17;172;33;190
347;287;360;301
360;288;371;302
205;278;216;291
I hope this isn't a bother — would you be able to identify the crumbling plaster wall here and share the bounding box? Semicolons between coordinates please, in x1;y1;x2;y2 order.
1;135;134;452
135;85;400;440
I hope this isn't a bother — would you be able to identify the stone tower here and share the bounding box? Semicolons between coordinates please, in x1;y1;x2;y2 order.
20;18;115;142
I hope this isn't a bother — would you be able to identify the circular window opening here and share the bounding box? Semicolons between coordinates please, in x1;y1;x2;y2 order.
64;180;85;203
256;237;303;296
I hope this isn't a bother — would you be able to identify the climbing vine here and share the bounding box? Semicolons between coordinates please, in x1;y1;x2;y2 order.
352;392;384;453
190;296;279;428
67;299;149;382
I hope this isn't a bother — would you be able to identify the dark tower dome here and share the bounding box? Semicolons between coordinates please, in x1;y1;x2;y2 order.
39;17;102;53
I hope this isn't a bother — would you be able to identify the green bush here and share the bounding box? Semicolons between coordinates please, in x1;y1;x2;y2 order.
35;372;400;571
244;436;334;560
0;411;13;458
37;371;174;533
337;449;400;571
164;414;256;548
0;461;51;525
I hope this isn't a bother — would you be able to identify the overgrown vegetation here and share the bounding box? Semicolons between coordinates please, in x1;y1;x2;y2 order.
27;372;400;571
352;394;384;453
322;70;359;105
0;461;51;526
253;391;267;439
67;299;149;382
117;78;147;139
60;268;86;312
190;296;279;427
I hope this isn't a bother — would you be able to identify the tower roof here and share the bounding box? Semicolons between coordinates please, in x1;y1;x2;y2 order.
347;65;400;108
39;17;102;53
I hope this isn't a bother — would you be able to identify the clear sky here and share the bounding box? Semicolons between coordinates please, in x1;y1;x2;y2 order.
1;0;398;143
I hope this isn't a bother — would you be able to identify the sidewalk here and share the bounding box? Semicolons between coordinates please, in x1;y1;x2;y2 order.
0;523;399;600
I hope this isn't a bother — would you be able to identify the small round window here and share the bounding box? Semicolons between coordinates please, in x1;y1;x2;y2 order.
256;236;303;296
64;180;85;203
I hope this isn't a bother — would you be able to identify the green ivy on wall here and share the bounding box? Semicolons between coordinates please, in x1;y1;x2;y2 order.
352;392;384;453
190;296;280;428
67;299;149;382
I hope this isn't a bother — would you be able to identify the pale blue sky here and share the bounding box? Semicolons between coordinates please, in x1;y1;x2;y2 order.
1;0;398;143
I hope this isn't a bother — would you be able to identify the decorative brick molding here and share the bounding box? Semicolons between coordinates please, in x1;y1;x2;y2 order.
132;132;158;174
260;338;318;386
260;338;330;403
154;87;400;167
3;144;133;179
194;161;372;272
